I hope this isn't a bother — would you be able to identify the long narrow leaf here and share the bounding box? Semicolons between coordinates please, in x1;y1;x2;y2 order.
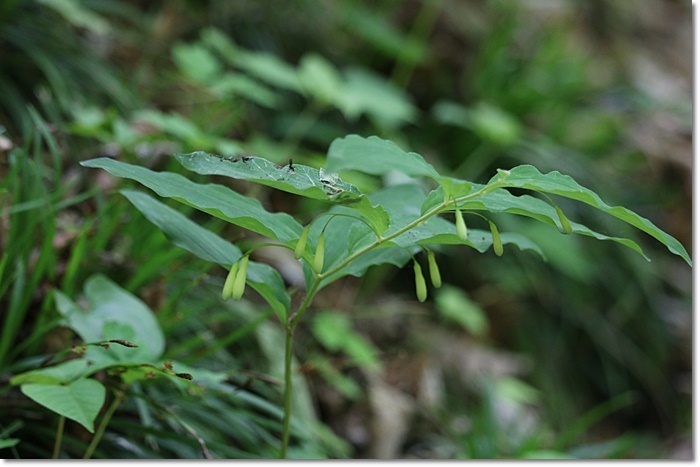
176;152;389;234
422;186;652;261
81;158;303;243
490;165;692;266
121;190;290;319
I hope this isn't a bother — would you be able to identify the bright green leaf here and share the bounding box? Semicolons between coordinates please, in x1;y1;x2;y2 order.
338;68;417;128
55;274;164;362
0;438;19;449
172;43;222;84
312;312;380;371
435;285;489;336
326;135;440;180
297;53;343;105
209;72;279;108
233;50;302;92
21;379;106;433
11;359;95;386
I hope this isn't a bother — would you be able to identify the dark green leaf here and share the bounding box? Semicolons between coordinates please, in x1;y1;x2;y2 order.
121;190;290;320
423;185;656;261
490;165;691;265
81;157;303;242
176;152;389;234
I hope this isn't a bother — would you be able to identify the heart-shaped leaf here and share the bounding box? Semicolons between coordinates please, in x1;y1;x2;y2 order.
55;275;164;362
21;379;106;433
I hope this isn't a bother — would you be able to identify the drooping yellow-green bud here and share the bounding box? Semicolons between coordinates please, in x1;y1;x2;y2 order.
555;205;573;235
232;255;249;300
427;250;442;288
222;261;239;301
313;232;325;273
489;221;503;257
455;207;468;242
294;225;311;259
413;260;427;303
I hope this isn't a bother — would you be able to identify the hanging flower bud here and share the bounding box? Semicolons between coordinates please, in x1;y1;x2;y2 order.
413;260;427;303
313;232;325;273
489;221;503;257
294;225;311;259
555;206;573;235
455;207;468;242
222;261;239;301
427;250;442;288
232;255;249;300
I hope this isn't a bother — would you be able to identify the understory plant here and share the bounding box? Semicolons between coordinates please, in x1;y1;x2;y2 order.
78;134;690;458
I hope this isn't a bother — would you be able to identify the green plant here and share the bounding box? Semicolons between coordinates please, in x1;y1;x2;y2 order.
79;134;690;458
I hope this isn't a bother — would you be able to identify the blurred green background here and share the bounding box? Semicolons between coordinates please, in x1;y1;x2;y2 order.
0;0;691;459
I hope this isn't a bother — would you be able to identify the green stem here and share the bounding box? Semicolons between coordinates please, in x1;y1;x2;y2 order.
279;181;502;456
83;390;124;459
279;325;294;459
52;416;65;459
279;279;321;458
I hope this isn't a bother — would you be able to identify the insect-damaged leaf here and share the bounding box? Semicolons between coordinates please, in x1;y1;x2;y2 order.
81;157;303;243
177;152;389;234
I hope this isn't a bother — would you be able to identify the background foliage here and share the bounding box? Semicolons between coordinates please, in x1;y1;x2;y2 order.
0;0;691;459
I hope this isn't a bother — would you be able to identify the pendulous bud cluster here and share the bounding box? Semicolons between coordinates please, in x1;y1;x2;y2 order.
221;255;249;301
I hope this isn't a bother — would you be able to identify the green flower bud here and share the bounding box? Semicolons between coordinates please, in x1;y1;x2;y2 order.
427;250;442;288
455;207;468;242
222;261;238;301
555;206;573;235
413;260;427;303
313;232;325;273
294;225;311;259
232;255;249;300
489;221;503;257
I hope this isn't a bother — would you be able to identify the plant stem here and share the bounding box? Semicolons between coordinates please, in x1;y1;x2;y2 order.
83;389;124;459
279;324;294;459
278;181;502;457
52;416;65;459
279;279;321;458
